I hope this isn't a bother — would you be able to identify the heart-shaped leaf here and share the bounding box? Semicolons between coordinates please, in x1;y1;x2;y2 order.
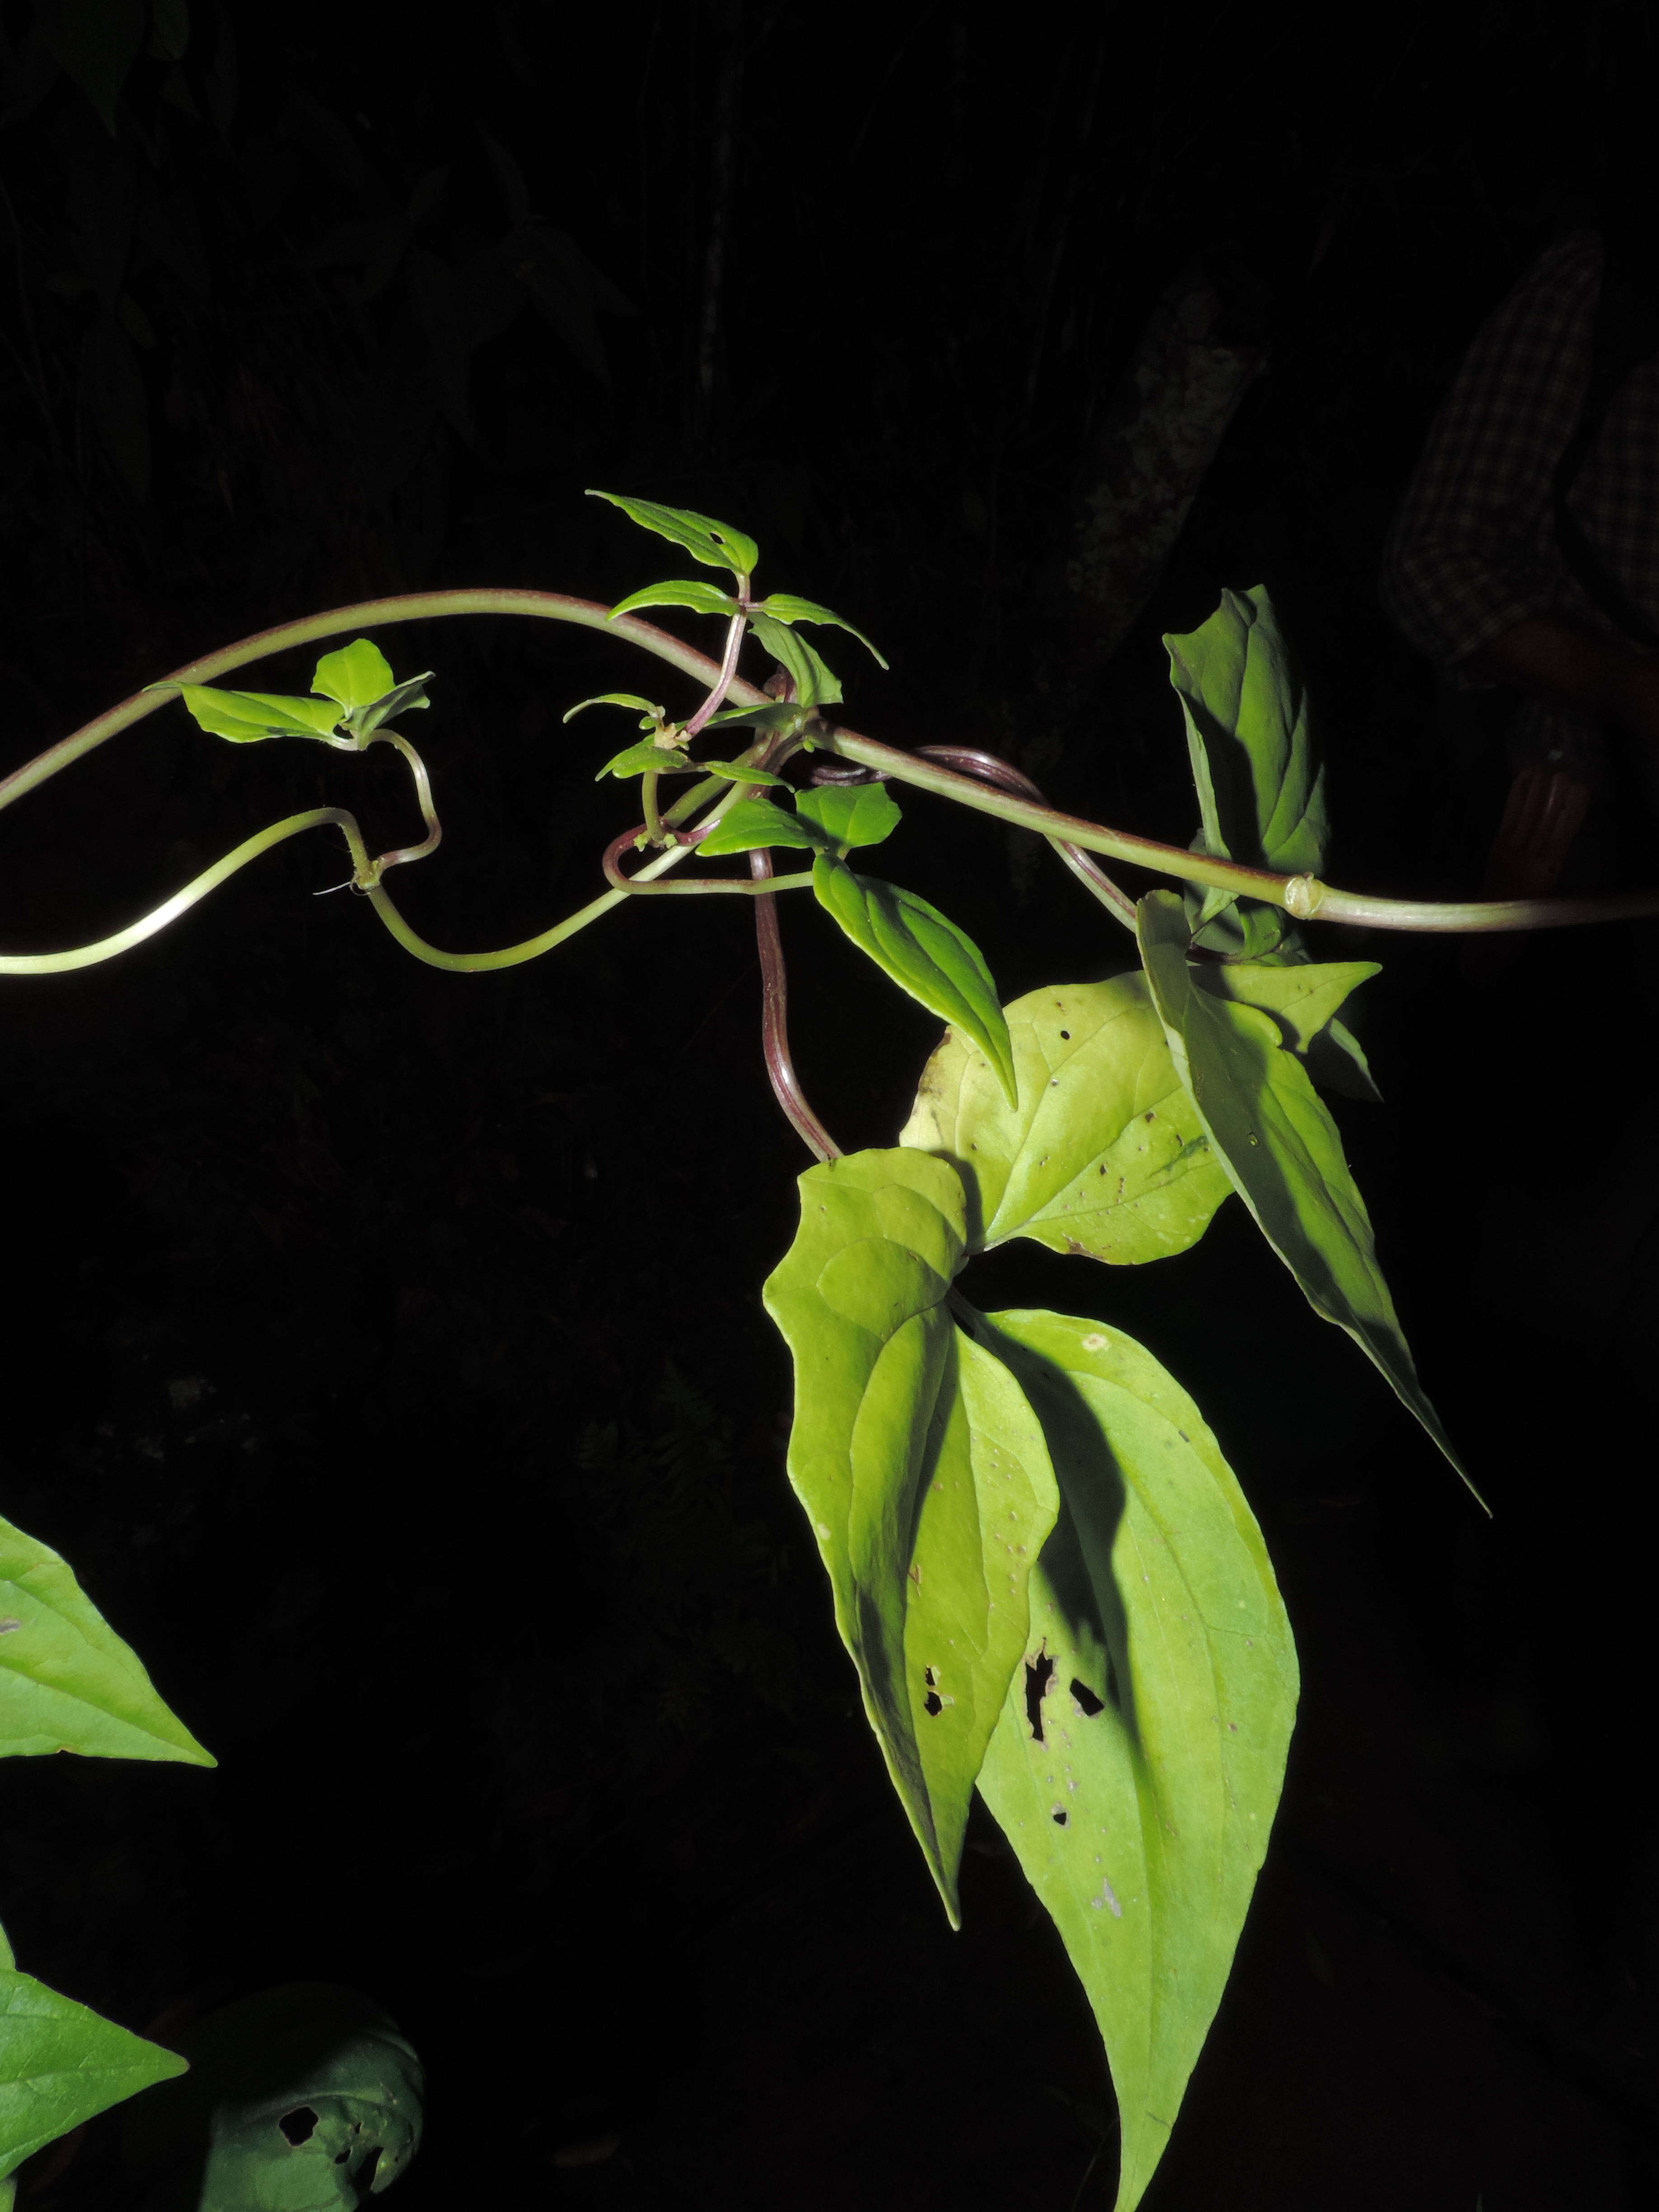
973;1307;1298;2212
900;973;1231;1259
1;1513;214;1764
812;860;1016;1107
695;797;822;856
309;640;395;711
587;492;759;579
122;1983;424;2212
1137;892;1476;1497
796;782;901;852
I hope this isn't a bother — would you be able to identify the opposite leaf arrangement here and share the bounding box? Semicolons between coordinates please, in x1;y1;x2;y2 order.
4;494;1645;2208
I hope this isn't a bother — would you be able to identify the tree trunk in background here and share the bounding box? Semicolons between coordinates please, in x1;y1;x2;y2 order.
1061;265;1266;693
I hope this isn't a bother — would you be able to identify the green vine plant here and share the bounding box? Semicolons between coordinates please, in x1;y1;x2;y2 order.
5;495;1658;2210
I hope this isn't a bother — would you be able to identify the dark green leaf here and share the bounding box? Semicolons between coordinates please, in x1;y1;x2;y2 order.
79;312;149;500
149;0;190;63
812;860;1016;1107
1;1512;214;1764
1305;1016;1383;1104
122;1983;423;2212
974;1308;1298;2212
747;610;842;708
513;231;613;381
762;1152;1056;1921
1137;893;1476;1497
586;492;759;579
901;974;1231;1259
796;782;901;852
695;797;820;855
173;687;342;744
1;1967;187;2180
751;593;888;667
39;0;144;133
609;578;740;622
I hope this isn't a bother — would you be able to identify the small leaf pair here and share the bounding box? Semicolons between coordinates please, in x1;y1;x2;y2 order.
588;489;886;711
162;639;431;749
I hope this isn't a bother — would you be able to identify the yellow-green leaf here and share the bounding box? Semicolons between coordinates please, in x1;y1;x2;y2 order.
1137;892;1476;1497
0;1513;214;1764
900;973;1232;1259
762;1151;1056;1919
974;1308;1298;2212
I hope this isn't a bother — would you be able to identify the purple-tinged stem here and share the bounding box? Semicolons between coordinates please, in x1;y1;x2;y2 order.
750;847;841;1162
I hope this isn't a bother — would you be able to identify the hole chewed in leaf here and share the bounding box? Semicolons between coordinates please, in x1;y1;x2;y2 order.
1051;1805;1069;1826
278;2107;318;2147
1023;1647;1057;1743
1070;1678;1106;1717
923;1664;944;1717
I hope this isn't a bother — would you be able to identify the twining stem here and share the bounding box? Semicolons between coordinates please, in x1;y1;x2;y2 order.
822;727;1659;935
910;745;1139;929
360;727;441;883
750;846;842;1162
601;824;815;897
0;808;363;974
0;763;733;978
5;585;1659;935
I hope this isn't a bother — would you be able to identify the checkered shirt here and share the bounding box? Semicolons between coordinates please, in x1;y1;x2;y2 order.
1380;230;1659;774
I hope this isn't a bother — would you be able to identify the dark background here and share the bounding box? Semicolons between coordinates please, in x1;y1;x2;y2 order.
4;2;1659;2205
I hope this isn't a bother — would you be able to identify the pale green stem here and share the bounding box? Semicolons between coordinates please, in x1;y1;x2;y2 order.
0;592;771;820
824;727;1659;935
6;585;1656;936
0;809;364;973
0;752;758;979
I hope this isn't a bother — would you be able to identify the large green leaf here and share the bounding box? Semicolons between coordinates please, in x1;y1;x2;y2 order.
0;1513;215;1764
122;1983;423;2211
812;859;1016;1107
761;1151;1056;1920
1137;893;1476;1496
1;1966;187;2181
972;1308;1298;2212
899;972;1232;1260
1166;585;1326;957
